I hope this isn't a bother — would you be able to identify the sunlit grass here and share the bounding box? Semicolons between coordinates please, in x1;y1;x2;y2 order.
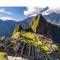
0;52;7;60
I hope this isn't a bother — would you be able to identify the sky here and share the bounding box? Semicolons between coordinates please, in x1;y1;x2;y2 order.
0;7;49;21
0;0;60;21
0;7;27;21
0;0;60;8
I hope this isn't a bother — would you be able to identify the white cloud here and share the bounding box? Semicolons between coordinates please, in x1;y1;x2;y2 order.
24;7;44;16
0;16;14;21
24;6;60;17
24;7;35;15
47;8;60;14
41;8;60;15
24;7;36;16
24;7;50;17
0;9;12;14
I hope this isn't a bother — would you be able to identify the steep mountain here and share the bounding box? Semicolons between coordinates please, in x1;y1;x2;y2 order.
19;17;34;29
25;14;60;43
0;14;60;43
43;12;60;43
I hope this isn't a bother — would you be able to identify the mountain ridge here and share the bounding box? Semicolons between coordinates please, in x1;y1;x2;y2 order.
0;14;60;43
44;12;60;26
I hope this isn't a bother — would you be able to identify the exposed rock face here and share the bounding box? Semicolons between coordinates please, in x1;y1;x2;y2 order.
28;14;52;38
36;14;47;34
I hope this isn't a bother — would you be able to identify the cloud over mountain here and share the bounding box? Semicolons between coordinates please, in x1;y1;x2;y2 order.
24;7;49;17
24;7;60;17
0;9;12;14
0;16;15;21
24;7;39;16
24;7;45;16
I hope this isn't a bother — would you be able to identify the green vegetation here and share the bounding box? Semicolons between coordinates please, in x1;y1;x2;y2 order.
12;15;55;52
20;32;49;52
30;15;40;32
12;24;20;35
56;44;60;59
0;14;60;60
39;45;49;52
0;52;7;60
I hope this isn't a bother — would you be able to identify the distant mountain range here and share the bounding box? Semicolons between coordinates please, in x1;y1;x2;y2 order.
0;17;33;37
0;20;16;36
44;12;60;26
